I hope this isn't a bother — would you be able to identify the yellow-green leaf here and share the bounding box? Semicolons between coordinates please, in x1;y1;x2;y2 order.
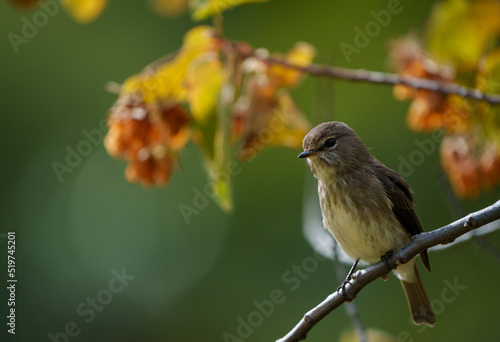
268;42;316;88
191;0;268;21
209;170;233;212
477;49;500;140
192;88;233;212
121;26;218;103
477;49;500;94
269;92;312;148
425;0;500;70
194;122;234;212
186;53;225;122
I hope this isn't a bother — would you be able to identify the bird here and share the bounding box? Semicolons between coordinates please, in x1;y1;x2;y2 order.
298;121;436;326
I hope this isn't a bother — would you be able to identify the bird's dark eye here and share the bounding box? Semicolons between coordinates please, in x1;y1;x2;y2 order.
324;138;336;148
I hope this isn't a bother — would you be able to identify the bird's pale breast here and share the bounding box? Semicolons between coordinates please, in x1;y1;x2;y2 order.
318;178;410;264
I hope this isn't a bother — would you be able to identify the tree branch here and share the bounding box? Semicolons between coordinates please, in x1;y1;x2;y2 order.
332;243;367;342
229;42;500;105
278;200;500;342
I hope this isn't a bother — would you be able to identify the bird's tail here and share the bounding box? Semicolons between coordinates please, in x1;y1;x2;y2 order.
400;264;436;327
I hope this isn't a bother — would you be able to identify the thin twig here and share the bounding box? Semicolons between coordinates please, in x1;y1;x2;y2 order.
277;200;500;342
333;244;367;342
229;42;500;105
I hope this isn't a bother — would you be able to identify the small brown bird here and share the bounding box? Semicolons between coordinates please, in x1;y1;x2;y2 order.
299;121;435;326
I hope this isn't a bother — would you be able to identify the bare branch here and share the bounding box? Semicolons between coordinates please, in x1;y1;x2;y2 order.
278;200;500;342
230;42;500;105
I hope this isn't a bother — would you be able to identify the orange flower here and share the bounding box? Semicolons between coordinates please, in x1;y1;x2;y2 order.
391;37;461;132
104;26;224;187
105;94;190;187
125;154;175;186
440;135;480;198
479;143;500;191
405;92;449;132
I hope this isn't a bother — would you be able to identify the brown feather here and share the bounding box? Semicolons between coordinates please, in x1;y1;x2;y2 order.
400;264;436;326
372;159;431;272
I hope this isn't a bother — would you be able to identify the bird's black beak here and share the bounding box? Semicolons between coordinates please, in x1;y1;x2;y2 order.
298;150;318;158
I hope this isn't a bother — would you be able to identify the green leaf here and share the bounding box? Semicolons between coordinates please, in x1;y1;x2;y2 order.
425;0;500;70
186;54;225;122
477;49;500;142
192;87;234;212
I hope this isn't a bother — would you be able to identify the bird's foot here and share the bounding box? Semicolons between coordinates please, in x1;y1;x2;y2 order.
336;259;360;302
381;250;394;271
336;278;356;302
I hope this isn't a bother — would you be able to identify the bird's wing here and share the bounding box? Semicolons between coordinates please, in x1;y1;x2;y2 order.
373;160;431;272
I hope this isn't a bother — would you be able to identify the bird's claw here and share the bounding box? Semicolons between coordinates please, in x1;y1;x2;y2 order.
337;276;356;302
381;250;394;271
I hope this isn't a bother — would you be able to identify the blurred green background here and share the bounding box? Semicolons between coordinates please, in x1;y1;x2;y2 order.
1;0;499;341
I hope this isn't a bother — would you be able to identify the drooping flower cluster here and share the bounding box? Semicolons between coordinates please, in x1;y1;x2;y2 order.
103;25;314;209
104;26;220;187
391;0;500;198
232;43;315;161
13;0;499;203
391;37;462;132
104;95;190;186
440;135;500;198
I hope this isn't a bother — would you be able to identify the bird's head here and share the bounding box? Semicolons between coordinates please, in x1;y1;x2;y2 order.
298;121;370;178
